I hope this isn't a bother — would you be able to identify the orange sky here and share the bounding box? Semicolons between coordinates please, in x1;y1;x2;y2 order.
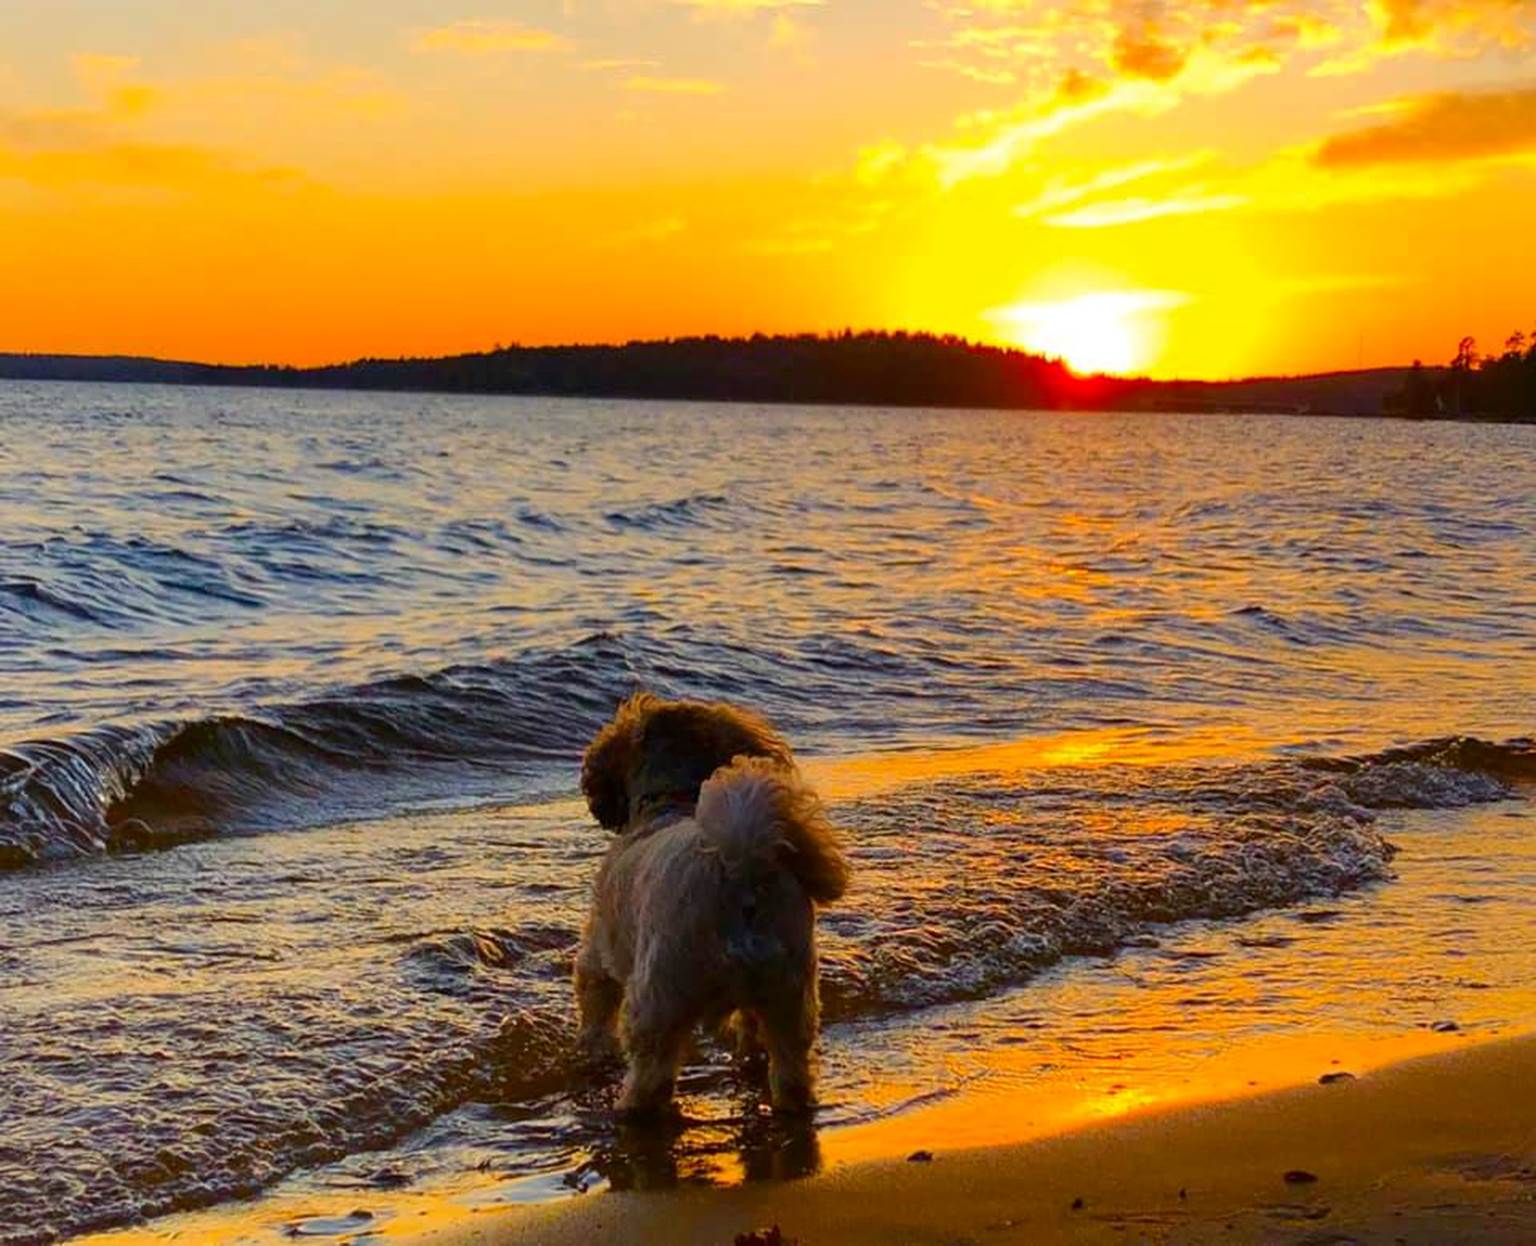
2;1;1533;378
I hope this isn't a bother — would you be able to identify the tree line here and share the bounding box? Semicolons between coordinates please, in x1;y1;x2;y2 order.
0;332;1121;409
5;329;1531;420
1394;327;1536;417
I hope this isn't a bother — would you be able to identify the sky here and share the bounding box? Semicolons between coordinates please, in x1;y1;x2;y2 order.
1;1;1533;378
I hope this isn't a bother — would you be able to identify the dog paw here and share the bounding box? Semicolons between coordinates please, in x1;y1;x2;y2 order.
577;1033;622;1070
615;1095;682;1124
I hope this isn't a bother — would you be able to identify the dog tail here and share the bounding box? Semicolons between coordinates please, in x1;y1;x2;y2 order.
695;755;849;905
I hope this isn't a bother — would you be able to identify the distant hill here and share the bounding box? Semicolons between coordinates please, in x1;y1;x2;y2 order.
0;334;1511;420
0;354;240;386
1114;368;1430;416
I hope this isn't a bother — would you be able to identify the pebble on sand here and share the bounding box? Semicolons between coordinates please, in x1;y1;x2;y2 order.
1318;1072;1356;1084
1283;1170;1320;1184
907;1150;934;1163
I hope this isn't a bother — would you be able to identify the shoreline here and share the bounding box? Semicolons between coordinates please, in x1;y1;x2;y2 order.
8;373;1535;426
417;1031;1536;1245
73;1022;1534;1245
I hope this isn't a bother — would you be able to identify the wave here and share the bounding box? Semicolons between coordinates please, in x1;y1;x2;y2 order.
813;741;1528;1017
1306;735;1536;785
3;603;1530;878
0;635;642;870
0;577;114;626
604;492;733;531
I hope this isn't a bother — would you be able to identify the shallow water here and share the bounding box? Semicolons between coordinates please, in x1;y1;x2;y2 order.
1;383;1533;1242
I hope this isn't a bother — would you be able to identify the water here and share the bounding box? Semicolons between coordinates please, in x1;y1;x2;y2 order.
1;383;1534;1243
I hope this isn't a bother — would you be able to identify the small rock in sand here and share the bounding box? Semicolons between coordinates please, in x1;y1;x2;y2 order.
1071;1197;1085;1210
1284;1170;1320;1185
907;1150;935;1163
734;1227;795;1246
1318;1072;1356;1085
1431;1020;1461;1033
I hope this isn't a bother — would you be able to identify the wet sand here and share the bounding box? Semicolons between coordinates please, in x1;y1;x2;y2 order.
418;1033;1536;1245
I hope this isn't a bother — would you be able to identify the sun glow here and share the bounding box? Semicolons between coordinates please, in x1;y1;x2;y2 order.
986;291;1188;376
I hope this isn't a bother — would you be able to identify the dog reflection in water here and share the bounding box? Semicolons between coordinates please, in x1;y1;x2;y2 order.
578;1100;824;1192
575;693;849;1117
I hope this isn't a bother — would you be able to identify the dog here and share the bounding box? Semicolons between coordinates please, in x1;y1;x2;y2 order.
575;692;849;1116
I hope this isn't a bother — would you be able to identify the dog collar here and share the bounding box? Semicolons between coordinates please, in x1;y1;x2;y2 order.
632;789;698;827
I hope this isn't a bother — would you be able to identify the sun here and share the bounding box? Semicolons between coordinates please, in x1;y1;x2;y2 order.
986;291;1186;376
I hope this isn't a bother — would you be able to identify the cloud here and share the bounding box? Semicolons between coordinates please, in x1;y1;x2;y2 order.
0;124;299;191
623;75;726;94
919;59;1018;86
1110;29;1188;82
923;76;1165;188
908;0;1535;184
854;138;908;185
70;53;141;89
1371;0;1534;49
1012;152;1212;217
1315;84;1536;167
0;45;397;195
602;215;688;246
768;14;813;55
66;53;162;119
1043;191;1246;227
408;20;570;55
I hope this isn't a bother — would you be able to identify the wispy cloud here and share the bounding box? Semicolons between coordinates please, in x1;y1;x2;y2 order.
602;215;688;247
1043;192;1246;228
919;59;1018;86
922;77;1163;189
768;14;814;56
12;145;295;190
623;75;725;95
1012;153;1213;218
1315;83;1536;167
407;20;570;56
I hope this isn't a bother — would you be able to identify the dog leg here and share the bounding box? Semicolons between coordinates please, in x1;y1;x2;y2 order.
619;997;692;1117
761;983;818;1114
575;959;623;1064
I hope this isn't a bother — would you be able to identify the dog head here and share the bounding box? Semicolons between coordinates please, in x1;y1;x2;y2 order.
581;692;794;831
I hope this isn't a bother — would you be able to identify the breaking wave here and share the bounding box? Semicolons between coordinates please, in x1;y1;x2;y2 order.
0;637;639;870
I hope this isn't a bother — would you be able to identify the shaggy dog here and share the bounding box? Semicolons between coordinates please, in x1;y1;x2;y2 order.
575;692;849;1116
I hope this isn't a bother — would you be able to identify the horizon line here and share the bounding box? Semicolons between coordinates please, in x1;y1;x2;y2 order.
0;330;1434;389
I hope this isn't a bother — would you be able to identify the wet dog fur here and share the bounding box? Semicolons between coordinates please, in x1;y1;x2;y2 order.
576;692;849;1116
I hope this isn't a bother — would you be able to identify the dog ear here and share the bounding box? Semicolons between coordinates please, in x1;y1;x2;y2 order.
581;692;655;830
704;703;795;770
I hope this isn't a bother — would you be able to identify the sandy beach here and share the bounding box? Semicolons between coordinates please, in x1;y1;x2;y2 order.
415;1033;1536;1246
